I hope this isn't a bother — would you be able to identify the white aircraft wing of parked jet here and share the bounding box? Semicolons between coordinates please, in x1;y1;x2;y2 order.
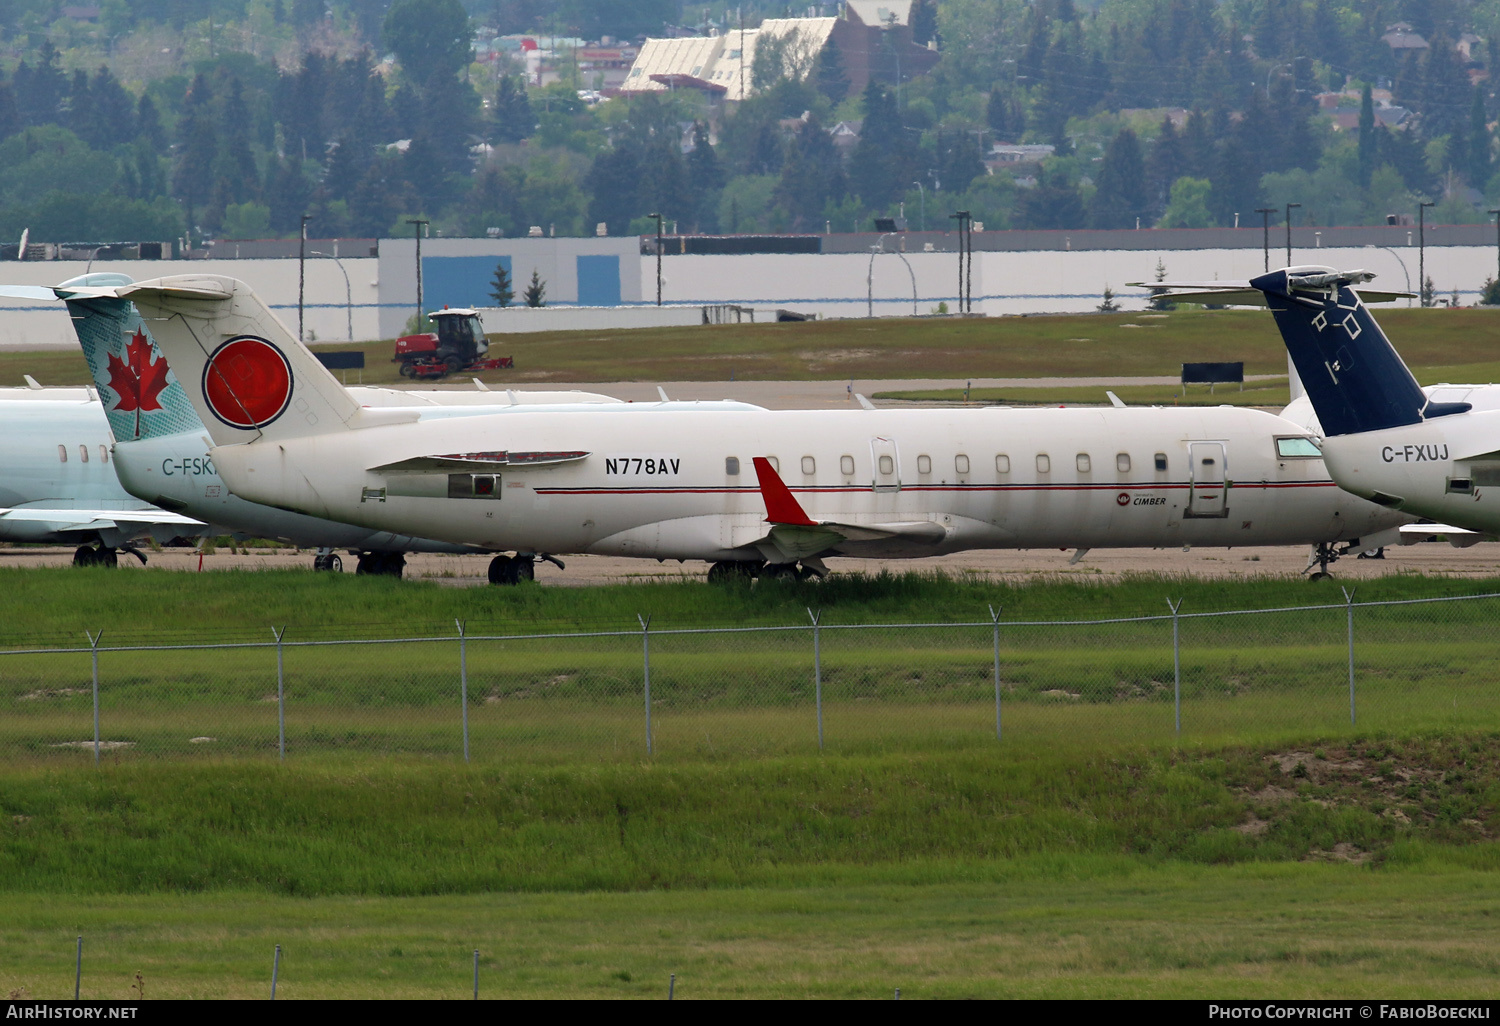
80;272;1431;582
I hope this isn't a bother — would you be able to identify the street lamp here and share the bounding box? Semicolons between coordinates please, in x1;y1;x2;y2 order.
648;212;664;306
298;213;310;342
1254;207;1275;272
406;218;429;328
310;251;353;341
1419;201;1434;307
1489;209;1500;297
1284;202;1300;267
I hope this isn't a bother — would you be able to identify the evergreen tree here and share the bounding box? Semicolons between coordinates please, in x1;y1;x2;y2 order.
65;70;94;145
523;269;546;307
985;87;1024;142
491;76;535;144
266;154;312;233
910;0;938;46
349;158;401;237
1016;161;1084;229
1357;83;1375;187
815;37;850;105
136;94;166;152
849;80;903;207
1182;108;1212;179
172;74;218;233
0;81;19;142
1088;127;1150;229
211;77;259;222
1469;87;1491;188
1147;116;1185;216
89;67;136;149
774;114;846;229
585;141;643;236
488;261;514;306
14;42;66;127
685;121;724;232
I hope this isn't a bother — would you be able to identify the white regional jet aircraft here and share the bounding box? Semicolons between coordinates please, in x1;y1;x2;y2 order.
60;273;1424;583
1142;266;1500;538
0;386;206;564
2;274;645;575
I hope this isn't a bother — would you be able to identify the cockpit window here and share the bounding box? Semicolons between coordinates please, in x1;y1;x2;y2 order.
1276;437;1322;458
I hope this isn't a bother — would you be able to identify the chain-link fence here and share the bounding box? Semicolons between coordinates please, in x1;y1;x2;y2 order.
8;592;1500;763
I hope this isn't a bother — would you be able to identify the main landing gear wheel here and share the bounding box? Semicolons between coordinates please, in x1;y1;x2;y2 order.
355;551;405;577
313;552;343;572
706;560;761;584
488;554;536;585
72;545;117;567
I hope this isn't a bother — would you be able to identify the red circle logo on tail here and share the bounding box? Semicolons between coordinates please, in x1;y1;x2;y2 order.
202;336;293;429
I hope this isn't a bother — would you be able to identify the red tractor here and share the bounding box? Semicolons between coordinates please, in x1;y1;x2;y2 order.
393;308;514;380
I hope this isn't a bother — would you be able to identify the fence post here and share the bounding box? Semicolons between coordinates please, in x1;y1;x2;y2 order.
988;605;1003;740
456;619;469;762
808;608;823;749
271;627;287;760
85;631;101;765
74;935;82;1000
473;948;479;1000
1166;600;1182;733
270;943;281;1000
1342;587;1357;726
639;614;652;755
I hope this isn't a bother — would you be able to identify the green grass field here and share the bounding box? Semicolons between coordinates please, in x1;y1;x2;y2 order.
6;570;1500;997
8;306;1500;388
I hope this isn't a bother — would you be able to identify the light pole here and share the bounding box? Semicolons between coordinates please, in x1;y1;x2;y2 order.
311;251;353;341
1254;207;1275;272
949;210;971;312
1490;209;1500;297
1419;200;1434;306
866;231;917;317
648;211;664;306
298;214;310;341
912;181;925;231
1284;202;1300;267
406;218;429;328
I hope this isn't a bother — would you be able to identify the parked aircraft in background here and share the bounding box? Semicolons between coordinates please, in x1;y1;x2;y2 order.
1138;266;1499;542
79;273;1425;583
0;387;205;564
2;274;637;574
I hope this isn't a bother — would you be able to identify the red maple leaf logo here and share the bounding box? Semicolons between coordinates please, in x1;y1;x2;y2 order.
105;331;170;438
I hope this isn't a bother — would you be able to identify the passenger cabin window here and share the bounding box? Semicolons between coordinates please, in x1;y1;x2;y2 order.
99;446;109;464
955;454;970;475
57;444;66;463
1154;453;1168;472
1276;437;1322;458
1116;453;1131;472
917;455;932;475
448;474;501;499
801;456;816;475
878;455;893;475
995;455;1011;474
767;456;780;472
840;455;855;476
1076;453;1091;473
1036;454;1050;473
725;456;740;475
79;445;89;463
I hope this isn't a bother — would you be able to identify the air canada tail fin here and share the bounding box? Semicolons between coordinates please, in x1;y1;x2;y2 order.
116;274;361;446
1246;268;1469;436
54;273;211;443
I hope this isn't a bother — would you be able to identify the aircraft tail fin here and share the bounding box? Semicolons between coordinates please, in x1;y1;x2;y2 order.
117;274;360;445
55;273;211;443
1244;268;1468;436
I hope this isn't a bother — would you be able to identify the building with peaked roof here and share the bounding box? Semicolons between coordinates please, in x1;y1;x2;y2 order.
622;7;937;104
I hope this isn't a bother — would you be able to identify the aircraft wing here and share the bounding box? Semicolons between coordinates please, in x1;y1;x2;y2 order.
747;456;947;561
0;507;205;533
369;450;591;474
1397;522;1490;547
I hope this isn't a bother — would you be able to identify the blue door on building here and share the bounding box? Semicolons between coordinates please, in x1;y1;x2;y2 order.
421;256;511;309
576;255;621;306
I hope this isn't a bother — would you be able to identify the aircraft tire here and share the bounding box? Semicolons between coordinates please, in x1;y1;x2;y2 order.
513;557;535;583
72;545;95;567
707;560;758;584
1308;571;1331;581
100;548;118;568
386;553;406;578
488;554;513;585
762;563;798;582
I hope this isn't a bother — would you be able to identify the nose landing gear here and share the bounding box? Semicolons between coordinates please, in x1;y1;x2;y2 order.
488;552;563;585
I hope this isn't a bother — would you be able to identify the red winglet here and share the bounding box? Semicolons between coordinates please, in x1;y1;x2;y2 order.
753;456;817;526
